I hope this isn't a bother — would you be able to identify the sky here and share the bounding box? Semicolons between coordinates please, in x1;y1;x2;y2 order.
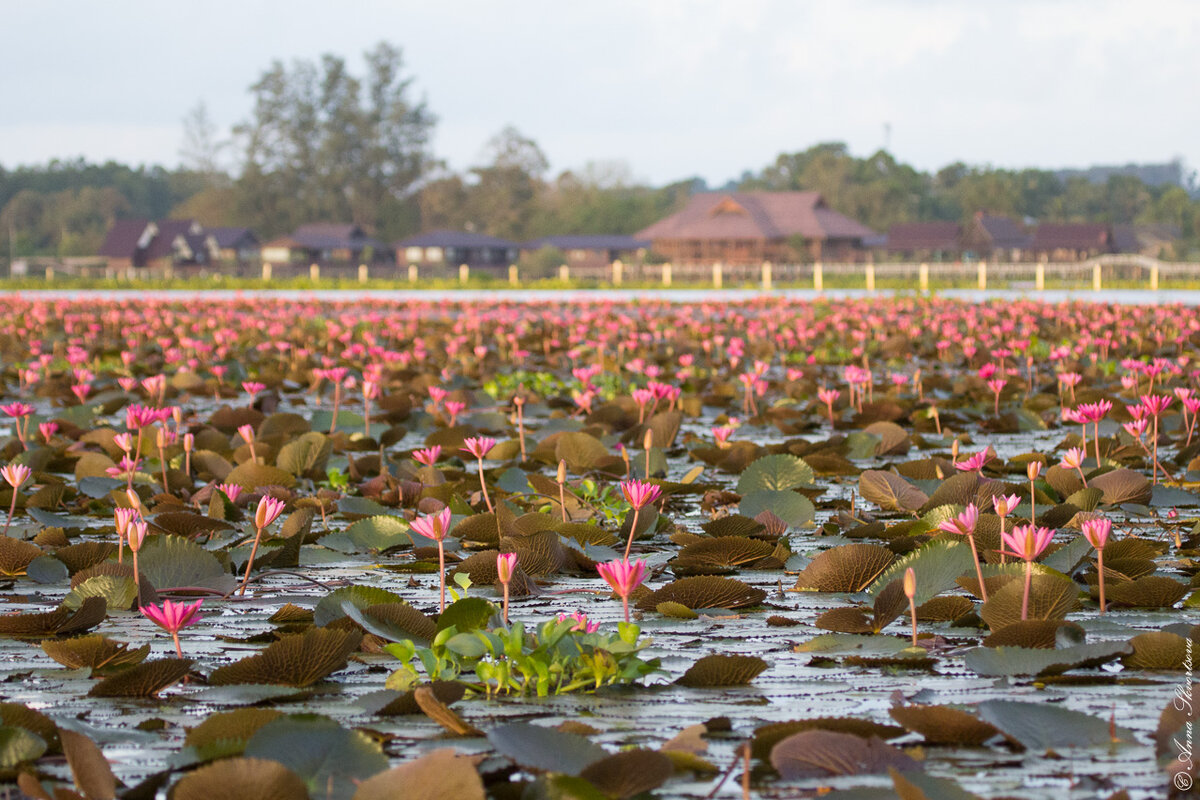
2;0;1198;187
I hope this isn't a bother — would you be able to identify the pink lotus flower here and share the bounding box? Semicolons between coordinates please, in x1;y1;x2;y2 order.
954;447;993;473
0;403;33;419
412;507;453;612
1;463;31;490
557;611;599;633
242;381;266;396
410;507;452;542
445;400;466;426
1081;516;1111;550
462;437;496;513
1060;446;1088;487
37;422;58;443
217;483;242;503
141;598;203;658
412;445;442;466
254;495;286;530
237;495;286;596
597;558;648;622
462;437;496;460
937;503;988;600
1002;523;1055;620
620;479;662;510
992;494;1020;517
497;551;518;623
125;404;159;430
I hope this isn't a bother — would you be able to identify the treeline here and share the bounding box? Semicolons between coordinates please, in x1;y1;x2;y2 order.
1;41;1198;258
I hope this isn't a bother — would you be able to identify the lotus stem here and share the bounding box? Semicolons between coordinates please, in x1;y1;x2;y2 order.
623;507;641;562
967;533;988;601
1096;549;1106;616
237;525;264;596
476;455;493;513
1021;560;1032;621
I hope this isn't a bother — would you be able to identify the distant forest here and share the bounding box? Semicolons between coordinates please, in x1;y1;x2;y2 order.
2;41;1198;259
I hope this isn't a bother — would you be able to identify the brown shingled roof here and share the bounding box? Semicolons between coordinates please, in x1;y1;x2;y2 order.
1031;223;1112;252
636;192;875;242
885;221;960;251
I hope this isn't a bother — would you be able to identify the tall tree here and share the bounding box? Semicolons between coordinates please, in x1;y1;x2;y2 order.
234;42;435;239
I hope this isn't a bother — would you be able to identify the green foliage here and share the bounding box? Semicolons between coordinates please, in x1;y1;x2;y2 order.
384;610;661;696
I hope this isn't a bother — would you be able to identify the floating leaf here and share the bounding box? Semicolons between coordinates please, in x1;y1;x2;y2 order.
979;573;1081;630
345;602;437;645
413;685;483;736
487;721;608;774
701;515;765;538
276;432;332;478
752;718;905;760
225;462;296;490
343;516;412;553
60;728;118;800
183;708;284;755
794;544;895;593
859;471;928;513
556;432;610;471
976;700;1131;751
172;757;308;800
579;749;674;799
1106;575;1189;608
637;576;766;611
738;489;815;527
42;634;149;672
769;730;918;779
352;748;485;800
888;705;999;746
676;537;774;569
25;555;68;584
62;575;137;612
0;537;44;575
243;715;388;800
209;628;362;687
313;585;404;627
137;534;236;593
88;658;192;698
0;703;59;755
982;619;1078;649
0;725;47;768
867;540;975;605
1089;468;1152;506
736;454;814;493
964;642;1131;677
676;654;767;687
0;596;107;639
1125;632;1191;670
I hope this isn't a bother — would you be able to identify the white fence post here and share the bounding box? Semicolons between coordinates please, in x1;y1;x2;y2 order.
1035;262;1044;291
262;262;272;282
919;263;929;292
662;262;672;287
408;263;418;282
358;263;368;283
865;263;876;291
977;261;987;291
712;262;723;289
459;263;469;284
612;260;623;286
813;262;823;292
508;264;518;285
1093;263;1102;291
761;261;772;291
309;263;320;282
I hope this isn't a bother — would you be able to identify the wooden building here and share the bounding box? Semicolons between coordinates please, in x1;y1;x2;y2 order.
97;219;209;275
395;230;519;273
635;192;875;264
1028;223;1114;262
521;234;649;270
261;223;389;267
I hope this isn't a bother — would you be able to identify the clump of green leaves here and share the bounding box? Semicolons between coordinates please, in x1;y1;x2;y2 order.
384;610;661;697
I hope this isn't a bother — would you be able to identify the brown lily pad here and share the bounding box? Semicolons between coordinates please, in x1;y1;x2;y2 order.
676;654;768;687
209;628;363;687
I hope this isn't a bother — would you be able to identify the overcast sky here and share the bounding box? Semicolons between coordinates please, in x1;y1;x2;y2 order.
2;0;1198;186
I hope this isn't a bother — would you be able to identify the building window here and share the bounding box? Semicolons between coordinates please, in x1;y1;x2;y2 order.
426;247;443;262
405;247;423;262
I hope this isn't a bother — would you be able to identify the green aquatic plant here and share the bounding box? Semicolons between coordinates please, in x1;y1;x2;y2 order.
383;611;661;697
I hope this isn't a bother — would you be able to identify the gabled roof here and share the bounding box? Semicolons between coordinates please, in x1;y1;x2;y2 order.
287;223;384;251
143;219;200;260
974;214;1031;249
1031;223;1112;251
206;227;259;249
395;230;519;249
635;192;875;242
98;219;151;258
523;234;650;251
885;222;959;251
1112;223;1181;252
